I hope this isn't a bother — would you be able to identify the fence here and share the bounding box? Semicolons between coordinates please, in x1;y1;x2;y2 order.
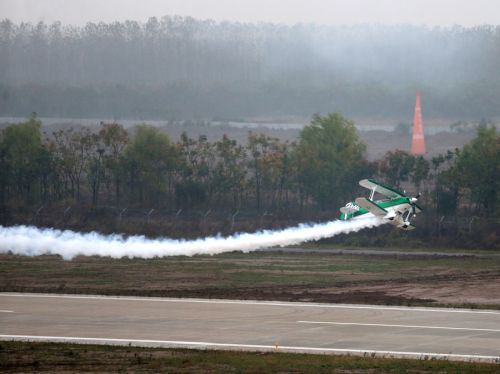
2;204;498;246
2;204;336;237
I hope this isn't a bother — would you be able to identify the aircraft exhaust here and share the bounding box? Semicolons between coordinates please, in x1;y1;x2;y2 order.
0;217;384;260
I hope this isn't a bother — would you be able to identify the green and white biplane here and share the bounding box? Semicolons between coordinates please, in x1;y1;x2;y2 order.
340;179;422;230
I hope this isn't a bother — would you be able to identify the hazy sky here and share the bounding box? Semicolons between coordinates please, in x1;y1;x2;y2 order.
1;0;499;26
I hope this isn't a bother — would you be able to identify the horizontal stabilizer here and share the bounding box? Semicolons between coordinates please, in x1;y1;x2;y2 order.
340;206;357;214
355;197;387;217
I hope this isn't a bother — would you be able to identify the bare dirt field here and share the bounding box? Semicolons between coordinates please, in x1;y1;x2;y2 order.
156;124;475;160
2;249;499;309
39;120;476;161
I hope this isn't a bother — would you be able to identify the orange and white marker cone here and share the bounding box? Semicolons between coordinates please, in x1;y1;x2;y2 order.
411;91;426;155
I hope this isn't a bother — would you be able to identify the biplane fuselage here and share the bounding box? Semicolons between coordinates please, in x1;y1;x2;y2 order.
340;179;422;230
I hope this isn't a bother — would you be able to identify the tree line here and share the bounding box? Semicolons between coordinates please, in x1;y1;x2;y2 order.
1;18;500;119
1;113;498;228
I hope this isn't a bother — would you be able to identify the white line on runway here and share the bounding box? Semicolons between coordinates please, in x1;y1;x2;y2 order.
297;321;500;333
0;334;498;363
0;310;13;313
2;293;500;315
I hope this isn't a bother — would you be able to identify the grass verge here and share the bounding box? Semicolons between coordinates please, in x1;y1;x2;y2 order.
2;250;500;308
1;341;498;373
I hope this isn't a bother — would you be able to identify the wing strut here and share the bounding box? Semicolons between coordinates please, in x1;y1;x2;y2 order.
369;187;376;200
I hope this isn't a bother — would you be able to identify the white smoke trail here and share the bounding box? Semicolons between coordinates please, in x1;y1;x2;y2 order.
0;217;384;260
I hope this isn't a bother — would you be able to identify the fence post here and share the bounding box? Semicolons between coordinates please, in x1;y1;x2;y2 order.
118;208;127;222
200;209;212;233
175;209;182;220
146;208;155;224
63;206;71;218
30;206;43;225
56;206;72;227
231;210;239;230
468;216;478;233
438;215;445;236
260;211;273;228
203;209;211;223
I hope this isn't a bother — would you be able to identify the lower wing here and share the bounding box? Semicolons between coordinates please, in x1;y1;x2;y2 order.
355;197;387;217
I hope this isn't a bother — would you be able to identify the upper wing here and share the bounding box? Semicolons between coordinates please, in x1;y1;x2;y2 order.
355;197;387;217
359;179;405;199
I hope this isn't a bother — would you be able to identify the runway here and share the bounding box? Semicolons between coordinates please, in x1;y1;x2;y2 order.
1;293;499;363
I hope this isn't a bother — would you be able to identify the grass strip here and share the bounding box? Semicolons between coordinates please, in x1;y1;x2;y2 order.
1;341;498;373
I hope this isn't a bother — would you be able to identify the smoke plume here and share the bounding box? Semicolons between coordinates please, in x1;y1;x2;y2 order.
0;218;383;260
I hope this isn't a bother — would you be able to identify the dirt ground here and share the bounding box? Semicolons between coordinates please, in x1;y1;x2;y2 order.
2;249;500;309
358;130;475;160
358;273;500;306
156;123;475;161
310;270;500;306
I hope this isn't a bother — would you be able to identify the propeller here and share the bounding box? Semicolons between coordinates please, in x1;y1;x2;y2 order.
410;193;421;217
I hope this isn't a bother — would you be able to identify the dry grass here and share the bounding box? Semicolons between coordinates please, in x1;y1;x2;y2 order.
1;341;498;373
2;250;500;308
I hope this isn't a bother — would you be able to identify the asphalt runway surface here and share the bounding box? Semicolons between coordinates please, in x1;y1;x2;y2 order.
1;293;499;363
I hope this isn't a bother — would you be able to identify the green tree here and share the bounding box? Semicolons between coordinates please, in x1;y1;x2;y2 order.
0;137;8;204
433;151;461;216
99;122;128;204
0;113;47;203
82;131;105;206
247;132;292;211
378;150;415;189
411;156;430;192
51;128;92;202
123;125;179;206
176;132;214;208
295;113;367;209
212;134;247;209
453;125;499;214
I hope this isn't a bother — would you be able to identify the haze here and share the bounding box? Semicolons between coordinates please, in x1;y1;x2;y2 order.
2;0;500;27
1;0;500;122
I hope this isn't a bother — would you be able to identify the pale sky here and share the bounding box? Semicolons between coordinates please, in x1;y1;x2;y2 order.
1;0;499;26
